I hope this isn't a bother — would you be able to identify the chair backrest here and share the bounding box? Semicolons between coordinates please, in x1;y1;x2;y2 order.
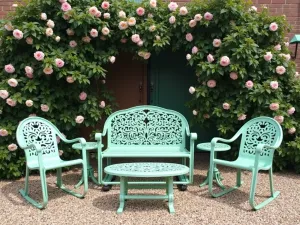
16;117;60;163
238;116;283;164
103;105;189;147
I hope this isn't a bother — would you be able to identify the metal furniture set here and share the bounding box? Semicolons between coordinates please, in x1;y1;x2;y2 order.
16;106;283;213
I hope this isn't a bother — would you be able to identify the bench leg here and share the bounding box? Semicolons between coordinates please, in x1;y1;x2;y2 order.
166;177;175;214
117;176;127;214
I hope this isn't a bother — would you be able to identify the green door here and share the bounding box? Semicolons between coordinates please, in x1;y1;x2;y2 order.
148;49;217;143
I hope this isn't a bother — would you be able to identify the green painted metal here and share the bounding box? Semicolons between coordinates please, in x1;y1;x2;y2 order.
149;50;218;143
197;142;231;189
16;117;88;209
104;162;189;214
290;35;300;44
72;142;101;187
95;105;197;187
208;116;283;210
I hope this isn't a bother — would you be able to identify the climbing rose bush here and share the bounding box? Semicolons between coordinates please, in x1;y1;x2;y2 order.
0;0;299;178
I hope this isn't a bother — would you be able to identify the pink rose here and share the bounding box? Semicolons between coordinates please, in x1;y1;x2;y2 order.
4;23;13;31
189;20;196;28
213;39;221;47
269;22;278;31
189;86;195;94
270;81;279;89
179;6;188;16
150;0;157;8
194;14;202;21
41;104;49;112
204;12;213;21
230;72;238;80
192;46;198;54
245;80;254;89
119;21;128;30
95;11;101;18
61;2;72;11
264;52;273;61
220;56;230;67
169;16;176;24
274;115;284;124
120;38;127;43
43;67;53;75
45;28;53;36
137;40;143;46
287;107;295;115
6;98;16;107
168;2;178;11
69;40;77;47
57;136;61;144
99;101;105;108
288;127;296;134
26;100;33;107
101;1;110;10
66;76;74;83
100;35;107;41
0;129;8;136
203;114;210;119
276;66;286;75
238;114;247;121
186;54;191;60
63;14;70;20
59;0;67;3
131;34;141;43
79;92;87;101
295;72;300;79
75;115;84;124
26;37;33;45
128;17;136;26
223;103;230;110
101;27;110;35
8;143;18;151
26;73;33;79
109;56;116;63
89;6;98;16
186;33;193;42
269;103;279;111
13;29;23;40
59;150;64;156
25;66;33;75
274;44;281;51
207;54;214;63
66;28;74;36
5;64;15;73
82;36;91;43
192;110;198;116
7;78;18;87
143;52;151;60
136;7;145;16
55;59;65;68
34;51;45;61
90;28;98;38
0;90;9;99
207;80;216;88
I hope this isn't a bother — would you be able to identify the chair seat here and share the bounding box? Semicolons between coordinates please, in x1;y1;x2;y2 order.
27;158;83;170
214;157;271;170
102;146;190;157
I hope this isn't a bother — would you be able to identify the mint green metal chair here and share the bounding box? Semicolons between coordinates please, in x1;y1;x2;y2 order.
208;116;283;210
16;117;88;209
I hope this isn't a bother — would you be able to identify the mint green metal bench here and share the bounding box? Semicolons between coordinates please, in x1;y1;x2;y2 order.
104;162;189;214
16;117;88;209
208;116;283;210
95;105;197;191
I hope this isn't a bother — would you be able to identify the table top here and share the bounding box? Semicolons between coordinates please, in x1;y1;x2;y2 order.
72;142;102;150
197;142;231;152
104;162;189;178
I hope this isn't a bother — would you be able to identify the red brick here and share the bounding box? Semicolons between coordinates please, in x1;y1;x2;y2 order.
272;0;286;3
258;0;272;3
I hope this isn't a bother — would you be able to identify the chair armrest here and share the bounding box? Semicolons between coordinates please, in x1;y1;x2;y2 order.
255;143;277;154
62;137;86;145
95;133;105;141
21;143;45;169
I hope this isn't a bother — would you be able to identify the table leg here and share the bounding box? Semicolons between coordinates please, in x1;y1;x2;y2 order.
167;177;175;214
117;176;126;214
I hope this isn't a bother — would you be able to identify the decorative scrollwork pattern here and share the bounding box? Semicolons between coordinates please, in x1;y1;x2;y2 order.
22;121;57;157
110;109;184;145
242;120;277;157
106;163;188;173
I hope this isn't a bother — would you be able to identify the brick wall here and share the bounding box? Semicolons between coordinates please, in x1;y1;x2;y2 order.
1;0;300;67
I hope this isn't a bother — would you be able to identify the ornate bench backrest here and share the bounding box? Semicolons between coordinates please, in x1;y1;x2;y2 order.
104;105;189;147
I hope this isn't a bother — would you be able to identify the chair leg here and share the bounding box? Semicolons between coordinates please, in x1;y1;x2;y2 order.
19;168;48;209
249;168;280;210
209;165;242;198
56;164;88;198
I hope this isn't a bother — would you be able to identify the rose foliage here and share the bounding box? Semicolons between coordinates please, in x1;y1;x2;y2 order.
0;0;299;178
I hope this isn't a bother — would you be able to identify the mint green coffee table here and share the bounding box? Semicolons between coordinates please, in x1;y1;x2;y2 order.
72;142;102;187
104;162;189;214
197;142;231;189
